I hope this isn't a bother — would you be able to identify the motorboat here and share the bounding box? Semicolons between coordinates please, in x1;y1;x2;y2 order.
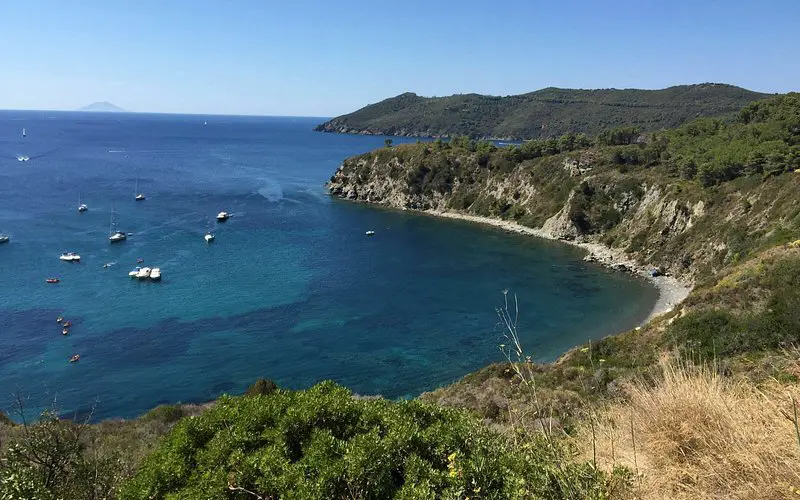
365;230;375;236
46;278;60;284
60;252;80;262
149;268;161;281
63;321;72;328
0;234;9;244
205;231;215;243
62;327;69;336
17;155;29;162
56;316;64;323
129;266;142;278
136;267;152;280
216;211;230;222
69;354;80;363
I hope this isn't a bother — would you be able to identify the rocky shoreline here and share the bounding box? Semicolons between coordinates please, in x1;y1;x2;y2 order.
424;210;692;322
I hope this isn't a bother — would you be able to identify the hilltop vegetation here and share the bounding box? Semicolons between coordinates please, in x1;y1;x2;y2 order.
315;84;768;140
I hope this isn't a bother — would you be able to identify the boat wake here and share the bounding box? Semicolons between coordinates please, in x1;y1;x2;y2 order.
257;179;283;202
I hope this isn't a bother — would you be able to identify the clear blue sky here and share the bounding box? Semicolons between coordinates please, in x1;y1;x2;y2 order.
0;0;797;116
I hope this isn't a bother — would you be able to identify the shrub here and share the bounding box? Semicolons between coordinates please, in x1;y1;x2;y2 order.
245;378;278;396
143;404;185;424
121;381;623;499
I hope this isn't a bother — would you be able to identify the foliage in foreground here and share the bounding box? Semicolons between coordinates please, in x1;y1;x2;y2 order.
121;381;625;499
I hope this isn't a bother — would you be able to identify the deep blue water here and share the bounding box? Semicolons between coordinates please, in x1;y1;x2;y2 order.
0;111;657;420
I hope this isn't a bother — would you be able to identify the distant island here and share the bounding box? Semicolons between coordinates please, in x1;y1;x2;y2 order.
315;83;770;140
77;101;127;112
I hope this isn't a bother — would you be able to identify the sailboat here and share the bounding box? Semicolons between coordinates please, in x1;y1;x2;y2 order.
134;174;145;201
204;219;215;243
22;128;26;138
109;204;127;243
78;192;88;212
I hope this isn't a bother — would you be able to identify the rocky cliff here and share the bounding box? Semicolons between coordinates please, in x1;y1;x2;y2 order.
328;142;800;283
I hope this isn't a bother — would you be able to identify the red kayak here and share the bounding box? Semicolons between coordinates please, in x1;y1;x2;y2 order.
46;278;60;284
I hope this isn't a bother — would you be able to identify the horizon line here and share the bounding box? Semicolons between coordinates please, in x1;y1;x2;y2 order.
0;108;331;120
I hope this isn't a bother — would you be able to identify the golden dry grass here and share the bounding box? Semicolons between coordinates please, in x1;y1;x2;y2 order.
575;358;800;499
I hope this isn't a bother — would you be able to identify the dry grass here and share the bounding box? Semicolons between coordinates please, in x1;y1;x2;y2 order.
575;357;800;499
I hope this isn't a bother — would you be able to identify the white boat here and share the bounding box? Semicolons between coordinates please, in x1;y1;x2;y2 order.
134;175;145;201
204;232;215;243
216;211;230;222
149;268;161;281
22;128;26;138
128;266;141;277
60;252;80;262
203;120;208;126
109;204;127;243
0;234;9;244
136;267;152;279
78;192;88;213
365;230;375;236
17;155;29;162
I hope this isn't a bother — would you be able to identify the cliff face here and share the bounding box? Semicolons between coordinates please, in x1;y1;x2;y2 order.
328;143;800;282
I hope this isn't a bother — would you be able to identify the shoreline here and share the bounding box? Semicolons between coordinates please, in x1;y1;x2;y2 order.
424;209;693;323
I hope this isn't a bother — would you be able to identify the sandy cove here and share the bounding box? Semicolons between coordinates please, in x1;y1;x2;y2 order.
425;210;693;323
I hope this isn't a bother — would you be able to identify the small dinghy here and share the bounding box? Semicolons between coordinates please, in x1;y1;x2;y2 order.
46;278;60;284
69;354;80;363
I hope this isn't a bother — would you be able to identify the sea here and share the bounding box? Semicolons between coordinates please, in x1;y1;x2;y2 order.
0;111;658;421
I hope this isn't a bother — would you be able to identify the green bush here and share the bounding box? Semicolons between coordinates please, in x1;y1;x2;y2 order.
143;404;186;424
121;381;624;499
668;254;800;359
245;378;278;396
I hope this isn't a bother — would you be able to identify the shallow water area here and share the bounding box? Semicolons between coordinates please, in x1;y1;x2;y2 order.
0;112;657;420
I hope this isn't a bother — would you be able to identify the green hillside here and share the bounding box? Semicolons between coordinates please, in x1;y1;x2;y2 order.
315;84;769;140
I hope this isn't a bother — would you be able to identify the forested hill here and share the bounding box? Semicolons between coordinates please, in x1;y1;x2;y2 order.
315;84;769;140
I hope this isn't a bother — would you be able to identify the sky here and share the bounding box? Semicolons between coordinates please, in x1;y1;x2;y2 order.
0;0;797;117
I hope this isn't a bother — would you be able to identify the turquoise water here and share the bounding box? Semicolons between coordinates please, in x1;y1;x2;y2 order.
0;111;658;420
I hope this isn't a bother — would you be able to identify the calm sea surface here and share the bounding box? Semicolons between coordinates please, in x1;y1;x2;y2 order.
0;111;657;420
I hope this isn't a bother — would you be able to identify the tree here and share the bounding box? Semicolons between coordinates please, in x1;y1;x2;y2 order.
384;138;393;148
